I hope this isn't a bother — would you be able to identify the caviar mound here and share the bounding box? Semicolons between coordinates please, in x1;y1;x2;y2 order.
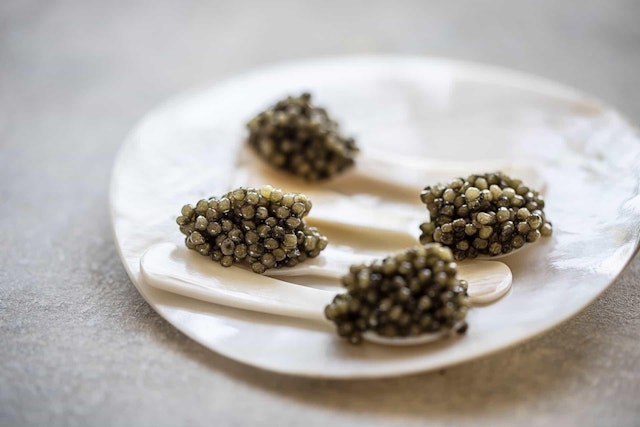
177;186;328;273
324;244;470;344
419;172;553;260
246;93;359;181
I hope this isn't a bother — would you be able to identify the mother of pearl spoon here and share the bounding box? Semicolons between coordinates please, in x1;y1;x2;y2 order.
140;243;512;346
239;147;545;204
340;146;545;199
234;155;541;259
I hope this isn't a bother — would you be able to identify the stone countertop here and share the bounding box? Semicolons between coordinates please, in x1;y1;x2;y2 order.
1;1;639;426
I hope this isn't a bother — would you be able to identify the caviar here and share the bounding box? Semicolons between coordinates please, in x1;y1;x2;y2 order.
419;172;552;260
324;244;470;344
177;186;328;273
246;93;359;181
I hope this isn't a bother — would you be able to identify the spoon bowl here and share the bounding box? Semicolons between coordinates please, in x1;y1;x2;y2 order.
362;321;467;346
262;244;513;304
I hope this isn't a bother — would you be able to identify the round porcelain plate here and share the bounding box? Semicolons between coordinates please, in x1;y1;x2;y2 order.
110;56;640;378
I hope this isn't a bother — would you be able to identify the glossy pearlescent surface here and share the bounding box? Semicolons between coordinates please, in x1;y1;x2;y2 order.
110;57;640;378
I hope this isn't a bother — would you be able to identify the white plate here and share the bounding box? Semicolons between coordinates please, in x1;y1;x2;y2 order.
110;56;640;378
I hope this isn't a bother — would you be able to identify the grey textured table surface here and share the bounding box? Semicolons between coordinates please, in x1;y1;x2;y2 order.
2;1;639;426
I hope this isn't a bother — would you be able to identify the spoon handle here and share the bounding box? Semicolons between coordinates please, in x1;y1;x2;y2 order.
357;148;544;191
305;198;421;245
141;243;330;322
262;245;376;279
